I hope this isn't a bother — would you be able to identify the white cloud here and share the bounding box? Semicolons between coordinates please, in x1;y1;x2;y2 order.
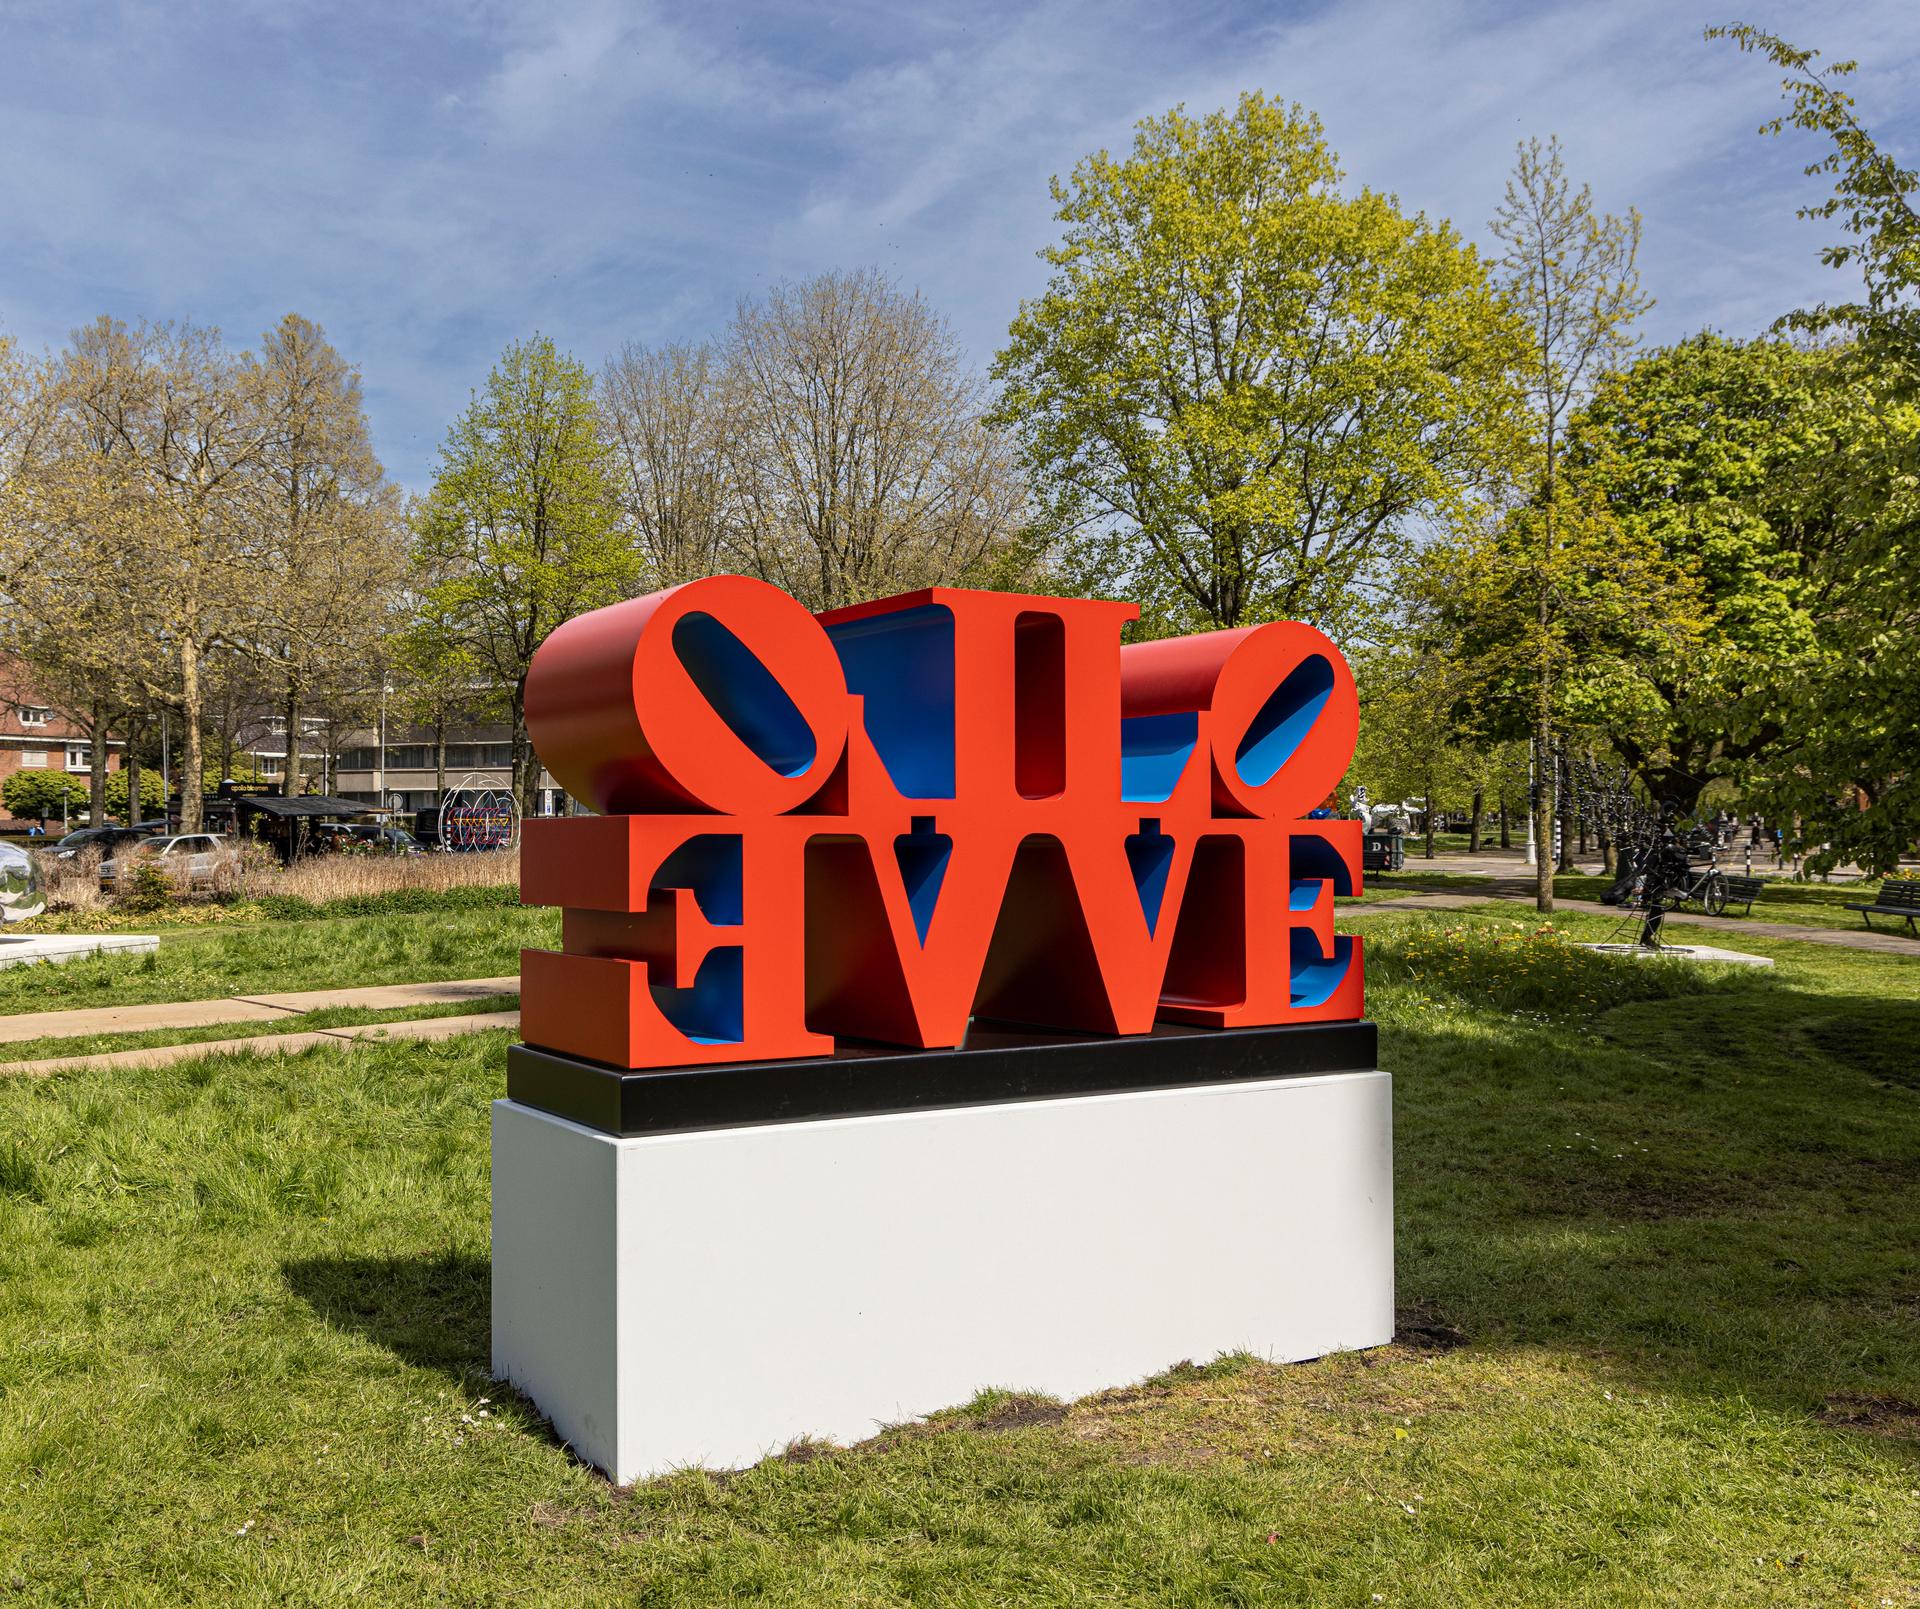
0;0;1914;486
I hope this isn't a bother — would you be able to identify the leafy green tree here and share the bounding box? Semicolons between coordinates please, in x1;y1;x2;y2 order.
3;768;86;825
1413;488;1705;836
415;336;634;822
991;94;1527;638
1487;135;1653;905
1566;336;1909;821
105;767;167;817
392;591;500;798
1708;24;1919;361
1350;650;1478;860
1707;24;1920;870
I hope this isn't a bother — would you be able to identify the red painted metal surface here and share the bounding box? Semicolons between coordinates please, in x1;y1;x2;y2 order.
520;576;1364;1071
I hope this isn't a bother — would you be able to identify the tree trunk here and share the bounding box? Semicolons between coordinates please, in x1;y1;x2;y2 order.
179;637;205;833
89;699;110;827
1423;789;1436;859
435;715;447;797
1468;788;1484;854
1499;800;1511;850
1556;786;1577;874
510;691;539;838
281;685;301;797
1601;831;1617;877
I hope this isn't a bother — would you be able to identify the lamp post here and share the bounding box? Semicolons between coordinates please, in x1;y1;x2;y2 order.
1525;742;1537;867
375;682;388;805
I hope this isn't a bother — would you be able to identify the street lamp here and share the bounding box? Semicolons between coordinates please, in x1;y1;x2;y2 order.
374;681;390;804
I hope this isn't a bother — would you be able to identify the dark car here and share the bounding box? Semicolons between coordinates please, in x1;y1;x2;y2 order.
46;820;168;861
308;822;421;856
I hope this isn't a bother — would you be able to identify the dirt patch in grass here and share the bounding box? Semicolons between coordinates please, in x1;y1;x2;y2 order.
1817;1393;1920;1437
965;1393;1069;1431
1395;1305;1469;1353
871;1392;1070;1454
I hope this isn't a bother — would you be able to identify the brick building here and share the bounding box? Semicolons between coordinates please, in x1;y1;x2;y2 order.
0;658;122;827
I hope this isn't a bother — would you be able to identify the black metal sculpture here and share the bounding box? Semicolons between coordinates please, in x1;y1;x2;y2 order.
1558;756;1722;948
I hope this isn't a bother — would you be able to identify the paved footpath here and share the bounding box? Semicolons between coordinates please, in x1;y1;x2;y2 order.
1;1010;521;1076
1351;884;1918;957
0;976;519;1046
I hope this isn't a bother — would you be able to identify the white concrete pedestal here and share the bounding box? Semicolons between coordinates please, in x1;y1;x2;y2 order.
492;1070;1394;1483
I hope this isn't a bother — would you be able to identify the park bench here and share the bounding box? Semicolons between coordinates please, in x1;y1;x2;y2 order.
1717;873;1766;916
1843;877;1920;935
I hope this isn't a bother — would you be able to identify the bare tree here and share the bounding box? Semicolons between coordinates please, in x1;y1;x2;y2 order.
599;341;734;590
240;314;406;795
1;324;165;824
722;269;1036;612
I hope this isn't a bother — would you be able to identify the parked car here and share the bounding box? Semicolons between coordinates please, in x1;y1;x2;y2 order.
46;820;168;861
306;823;421;856
99;833;239;891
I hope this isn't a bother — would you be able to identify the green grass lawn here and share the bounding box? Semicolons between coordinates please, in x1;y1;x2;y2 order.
1345;871;1494;903
1;913;1916;1603
0;906;558;1015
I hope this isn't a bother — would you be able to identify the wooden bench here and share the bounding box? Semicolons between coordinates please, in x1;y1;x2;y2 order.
1843;877;1920;935
1718;874;1766;916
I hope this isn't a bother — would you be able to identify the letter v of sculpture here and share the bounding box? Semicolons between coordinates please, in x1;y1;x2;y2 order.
517;575;1365;1063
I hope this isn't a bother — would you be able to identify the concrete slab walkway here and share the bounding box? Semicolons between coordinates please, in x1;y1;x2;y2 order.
1349;889;1919;956
0;975;519;1045
0;933;161;969
0;1010;522;1077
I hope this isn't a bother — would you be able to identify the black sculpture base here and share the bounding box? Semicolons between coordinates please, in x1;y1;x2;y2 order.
506;1018;1379;1138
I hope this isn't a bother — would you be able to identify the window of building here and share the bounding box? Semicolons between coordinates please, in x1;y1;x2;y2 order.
20;751;48;768
259;756;280;777
66;745;90;769
18;706;52;727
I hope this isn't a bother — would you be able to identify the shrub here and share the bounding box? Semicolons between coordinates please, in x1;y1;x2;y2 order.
115;860;178;915
1366;918;1760;1020
2;768;86;824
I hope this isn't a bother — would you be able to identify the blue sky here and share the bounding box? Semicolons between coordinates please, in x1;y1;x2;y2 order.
2;0;1915;488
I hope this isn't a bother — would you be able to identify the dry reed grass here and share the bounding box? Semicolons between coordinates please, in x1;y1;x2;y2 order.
40;847;109;912
35;841;518;913
238;847;519;903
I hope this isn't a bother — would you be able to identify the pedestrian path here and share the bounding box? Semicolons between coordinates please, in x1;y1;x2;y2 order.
1;1009;521;1077
1348;889;1917;956
0;975;519;1046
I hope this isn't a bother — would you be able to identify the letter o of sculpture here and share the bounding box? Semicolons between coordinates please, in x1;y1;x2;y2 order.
1121;620;1357;819
525;575;849;814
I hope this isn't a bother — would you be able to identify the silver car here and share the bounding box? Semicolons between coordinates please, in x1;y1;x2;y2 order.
100;833;237;891
0;841;45;923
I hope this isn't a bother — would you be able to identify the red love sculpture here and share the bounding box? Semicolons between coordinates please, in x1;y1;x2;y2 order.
519;577;1363;1070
